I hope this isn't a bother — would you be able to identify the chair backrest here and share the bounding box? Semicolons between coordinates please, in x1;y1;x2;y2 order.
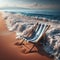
23;23;41;39
24;23;50;43
31;24;46;42
33;24;50;43
35;24;47;42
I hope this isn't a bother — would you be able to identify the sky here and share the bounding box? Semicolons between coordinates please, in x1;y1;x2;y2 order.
0;0;60;10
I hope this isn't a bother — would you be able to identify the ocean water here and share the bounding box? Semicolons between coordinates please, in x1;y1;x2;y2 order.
1;9;60;60
21;12;60;20
1;9;60;22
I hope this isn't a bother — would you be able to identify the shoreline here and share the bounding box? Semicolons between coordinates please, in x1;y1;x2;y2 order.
0;12;53;60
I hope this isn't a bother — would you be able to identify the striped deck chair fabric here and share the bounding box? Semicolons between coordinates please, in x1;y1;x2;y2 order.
16;23;50;53
21;23;50;43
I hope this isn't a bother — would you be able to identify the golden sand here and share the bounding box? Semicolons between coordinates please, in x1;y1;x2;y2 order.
0;13;53;60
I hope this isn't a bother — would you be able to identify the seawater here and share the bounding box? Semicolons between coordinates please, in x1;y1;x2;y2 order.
1;9;60;21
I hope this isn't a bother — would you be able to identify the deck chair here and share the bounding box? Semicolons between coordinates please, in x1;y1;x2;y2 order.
17;23;50;53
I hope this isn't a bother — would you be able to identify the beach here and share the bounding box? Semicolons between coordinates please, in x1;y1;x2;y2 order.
0;12;60;60
0;12;54;60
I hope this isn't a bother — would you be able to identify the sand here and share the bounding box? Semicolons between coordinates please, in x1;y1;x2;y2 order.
0;13;53;60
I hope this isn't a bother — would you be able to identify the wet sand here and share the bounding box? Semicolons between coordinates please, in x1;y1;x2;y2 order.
0;14;53;60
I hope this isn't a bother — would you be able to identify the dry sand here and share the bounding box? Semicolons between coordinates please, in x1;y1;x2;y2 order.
0;13;53;60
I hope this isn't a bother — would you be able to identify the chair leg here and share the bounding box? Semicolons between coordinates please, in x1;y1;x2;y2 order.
25;44;35;53
29;44;35;52
19;40;24;45
16;39;25;45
